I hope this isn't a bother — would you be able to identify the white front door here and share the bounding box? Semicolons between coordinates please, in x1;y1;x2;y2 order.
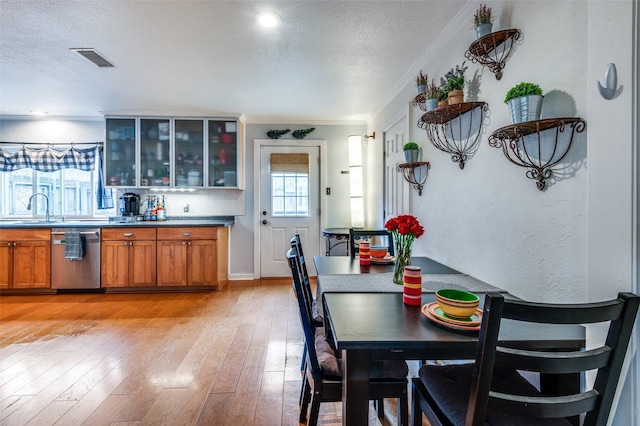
385;112;410;218
259;144;321;277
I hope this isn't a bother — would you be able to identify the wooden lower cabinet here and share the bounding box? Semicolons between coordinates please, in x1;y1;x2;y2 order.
156;227;217;286
101;228;156;287
101;226;228;290
0;229;50;289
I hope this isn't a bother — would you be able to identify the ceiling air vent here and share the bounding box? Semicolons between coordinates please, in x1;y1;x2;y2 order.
70;48;114;68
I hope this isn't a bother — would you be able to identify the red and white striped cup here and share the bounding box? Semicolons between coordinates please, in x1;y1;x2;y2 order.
359;242;370;265
403;265;422;306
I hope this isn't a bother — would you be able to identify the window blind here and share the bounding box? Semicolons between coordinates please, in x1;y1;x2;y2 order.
270;153;309;173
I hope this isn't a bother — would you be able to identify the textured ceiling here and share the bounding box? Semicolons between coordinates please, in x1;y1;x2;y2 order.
0;0;467;122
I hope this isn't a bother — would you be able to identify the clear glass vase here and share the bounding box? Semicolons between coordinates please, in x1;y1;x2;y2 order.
393;243;412;284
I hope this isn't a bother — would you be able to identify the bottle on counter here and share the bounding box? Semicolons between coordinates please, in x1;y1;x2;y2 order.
144;197;152;221
157;196;166;221
150;196;158;221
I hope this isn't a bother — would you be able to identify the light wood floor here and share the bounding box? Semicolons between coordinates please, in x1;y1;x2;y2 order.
1;280;418;426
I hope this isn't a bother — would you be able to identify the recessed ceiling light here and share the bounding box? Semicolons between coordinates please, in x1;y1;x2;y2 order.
256;12;281;28
30;110;48;116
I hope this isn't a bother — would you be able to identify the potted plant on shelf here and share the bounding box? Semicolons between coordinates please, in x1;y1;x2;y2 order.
443;61;468;105
403;141;422;163
504;82;544;124
473;3;494;39
425;79;440;111
437;84;449;108
416;70;428;95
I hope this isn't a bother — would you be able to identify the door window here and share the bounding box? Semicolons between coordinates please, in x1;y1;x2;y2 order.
270;152;310;217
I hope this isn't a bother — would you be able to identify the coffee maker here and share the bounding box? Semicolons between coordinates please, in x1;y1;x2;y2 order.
119;192;141;216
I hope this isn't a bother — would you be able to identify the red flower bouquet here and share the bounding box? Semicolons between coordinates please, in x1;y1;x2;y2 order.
385;215;424;284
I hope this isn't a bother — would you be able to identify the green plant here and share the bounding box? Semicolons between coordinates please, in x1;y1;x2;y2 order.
425;79;440;100
438;84;449;101
504;82;543;103
403;142;420;151
441;61;468;92
416;70;428;86
473;3;493;26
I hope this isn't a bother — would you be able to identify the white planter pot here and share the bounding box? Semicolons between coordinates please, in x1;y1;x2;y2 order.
425;98;439;111
404;149;422;163
475;23;493;39
507;95;544;124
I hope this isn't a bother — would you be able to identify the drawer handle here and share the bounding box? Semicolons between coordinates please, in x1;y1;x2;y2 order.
123;233;134;237
182;232;192;237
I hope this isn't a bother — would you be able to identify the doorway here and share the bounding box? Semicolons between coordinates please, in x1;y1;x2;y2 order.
254;140;325;278
384;108;411;219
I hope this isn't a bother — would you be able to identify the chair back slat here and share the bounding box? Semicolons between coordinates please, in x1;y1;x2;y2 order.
501;298;626;324
488;389;599;419
286;247;323;376
495;346;612;374
466;292;640;426
349;228;394;259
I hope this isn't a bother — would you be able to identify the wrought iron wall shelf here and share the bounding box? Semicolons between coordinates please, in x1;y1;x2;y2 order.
397;161;431;196
465;29;521;80
411;94;428;111
418;101;488;169
488;117;585;191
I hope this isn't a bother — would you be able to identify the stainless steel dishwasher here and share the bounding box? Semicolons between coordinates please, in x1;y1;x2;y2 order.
51;228;101;289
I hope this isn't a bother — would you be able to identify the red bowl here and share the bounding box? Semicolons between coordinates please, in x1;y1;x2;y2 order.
370;246;388;258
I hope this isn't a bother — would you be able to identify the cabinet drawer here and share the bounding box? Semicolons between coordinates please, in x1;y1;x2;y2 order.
102;227;157;241
0;229;50;241
156;227;217;240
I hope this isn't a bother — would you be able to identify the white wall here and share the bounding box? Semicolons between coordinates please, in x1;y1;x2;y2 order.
586;2;637;424
369;1;637;423
372;1;589;302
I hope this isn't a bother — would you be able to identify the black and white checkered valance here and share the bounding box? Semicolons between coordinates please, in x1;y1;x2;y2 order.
0;144;99;172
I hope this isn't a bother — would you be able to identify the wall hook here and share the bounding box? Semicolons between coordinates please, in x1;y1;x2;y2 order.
597;63;621;100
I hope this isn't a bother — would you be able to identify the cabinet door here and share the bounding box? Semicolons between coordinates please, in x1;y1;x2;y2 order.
188;240;217;286
13;241;50;288
175;119;204;187
130;241;157;287
105;118;136;187
208;119;239;187
101;241;130;287
140;118;171;187
0;242;12;288
156;240;188;286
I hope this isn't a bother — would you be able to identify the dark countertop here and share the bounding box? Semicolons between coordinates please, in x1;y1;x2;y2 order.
0;216;234;229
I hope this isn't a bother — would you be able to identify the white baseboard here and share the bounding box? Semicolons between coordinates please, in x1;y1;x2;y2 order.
228;273;256;281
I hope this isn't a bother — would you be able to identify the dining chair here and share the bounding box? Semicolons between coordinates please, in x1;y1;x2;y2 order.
411;292;640;426
287;248;410;426
290;234;321;323
349;228;394;259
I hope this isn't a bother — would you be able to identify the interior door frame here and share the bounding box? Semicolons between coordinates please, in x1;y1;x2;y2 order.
383;105;411;220
253;139;327;279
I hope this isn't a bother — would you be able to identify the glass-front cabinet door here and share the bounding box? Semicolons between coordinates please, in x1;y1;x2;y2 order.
140;118;171;187
105;118;136;187
208;119;238;187
175;119;204;187
106;115;244;189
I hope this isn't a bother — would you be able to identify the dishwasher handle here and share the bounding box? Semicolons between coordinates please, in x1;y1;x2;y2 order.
51;231;100;237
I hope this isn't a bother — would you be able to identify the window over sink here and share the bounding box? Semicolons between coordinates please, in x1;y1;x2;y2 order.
0;145;117;220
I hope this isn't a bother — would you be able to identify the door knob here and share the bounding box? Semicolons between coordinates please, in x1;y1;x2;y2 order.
262;220;269;225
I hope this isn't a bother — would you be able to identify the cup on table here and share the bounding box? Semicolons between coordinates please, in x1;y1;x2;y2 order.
359;242;370;265
403;265;422;306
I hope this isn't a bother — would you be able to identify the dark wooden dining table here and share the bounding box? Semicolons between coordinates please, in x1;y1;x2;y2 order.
314;256;586;426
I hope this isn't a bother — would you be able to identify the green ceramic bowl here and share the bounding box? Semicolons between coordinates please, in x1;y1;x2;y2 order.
435;289;479;319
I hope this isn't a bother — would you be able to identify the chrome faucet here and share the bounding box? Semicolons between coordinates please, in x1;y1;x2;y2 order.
27;192;50;222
